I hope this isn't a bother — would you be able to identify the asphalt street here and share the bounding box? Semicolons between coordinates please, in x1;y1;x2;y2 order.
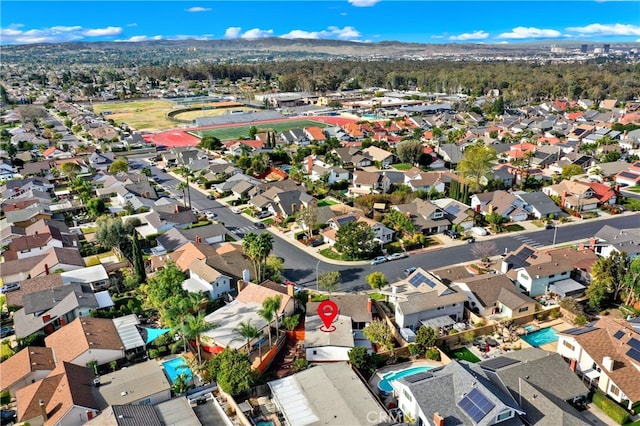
133;158;640;293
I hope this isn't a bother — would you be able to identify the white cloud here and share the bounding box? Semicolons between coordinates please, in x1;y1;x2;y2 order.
50;26;82;32
449;31;489;41
497;27;561;39
348;0;379;6
328;25;360;39
241;28;273;39
224;27;242;39
125;35;149;42
83;26;122;37
185;6;211;12
281;30;321;39
566;23;640;36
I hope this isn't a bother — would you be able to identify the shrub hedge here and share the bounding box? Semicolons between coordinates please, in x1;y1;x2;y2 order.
592;390;629;425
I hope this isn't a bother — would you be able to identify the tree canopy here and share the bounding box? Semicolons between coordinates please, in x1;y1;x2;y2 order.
367;271;388;290
334;221;378;260
108;159;129;174
318;271;342;295
456;145;497;192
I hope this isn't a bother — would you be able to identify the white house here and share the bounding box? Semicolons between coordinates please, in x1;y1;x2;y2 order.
183;258;233;300
8;232;63;259
61;264;110;291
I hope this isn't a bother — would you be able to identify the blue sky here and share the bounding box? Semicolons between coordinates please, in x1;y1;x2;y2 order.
1;1;639;45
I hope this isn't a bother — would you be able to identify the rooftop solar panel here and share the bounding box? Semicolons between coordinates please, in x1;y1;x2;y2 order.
408;272;438;288
629;338;640;351
479;356;521;372
563;326;595;336
445;204;461;215
458;388;495;424
404;372;433;383
626;348;640;363
613;330;625;340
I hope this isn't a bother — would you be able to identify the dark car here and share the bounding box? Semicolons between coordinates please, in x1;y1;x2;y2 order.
206;194;215;200
466;237;476;244
544;223;554;229
255;222;266;229
444;230;460;239
0;327;14;338
1;410;16;423
310;239;324;247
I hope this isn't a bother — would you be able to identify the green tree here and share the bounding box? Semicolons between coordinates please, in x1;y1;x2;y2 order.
242;232;274;282
485;211;505;232
383;209;415;234
198;135;222;151
586;252;631;311
182;313;217;364
318;271;341;296
140;262;189;326
624;257;640;306
283;314;300;331
171;373;191;395
60;162;81;180
363;319;394;352
95;216;129;255
415;326;438;353
210;348;254;396
456;145;497;192
85;197;106;219
248;125;258;140
296;205;318;240
234;319;261;354
395;139;423;165
334;221;377;260
348;346;380;379
108;159;129;174
561;164;583;180
176;182;189;208
264;255;284;282
131;233;146;285
367;271;388;290
258;295;281;347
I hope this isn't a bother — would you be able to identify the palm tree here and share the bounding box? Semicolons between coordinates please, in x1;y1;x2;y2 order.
182;313;218;364
234;320;261;357
176;182;188;208
242;233;274;282
257;296;281;347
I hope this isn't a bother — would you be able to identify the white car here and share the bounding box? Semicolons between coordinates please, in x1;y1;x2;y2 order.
205;211;217;219
231;207;242;214
471;227;488;236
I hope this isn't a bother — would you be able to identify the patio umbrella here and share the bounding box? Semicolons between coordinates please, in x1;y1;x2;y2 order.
486;342;491;353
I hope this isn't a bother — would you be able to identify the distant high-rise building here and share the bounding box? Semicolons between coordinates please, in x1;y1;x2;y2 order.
580;44;588;53
603;44;611;54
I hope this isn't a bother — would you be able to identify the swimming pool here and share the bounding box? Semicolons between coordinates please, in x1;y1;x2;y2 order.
378;366;434;393
162;357;193;384
523;325;537;332
521;327;558;347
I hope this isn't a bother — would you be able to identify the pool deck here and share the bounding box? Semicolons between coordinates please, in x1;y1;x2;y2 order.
368;359;444;395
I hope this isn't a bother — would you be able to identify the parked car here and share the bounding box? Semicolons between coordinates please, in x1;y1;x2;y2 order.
387;252;408;261
470;227;488;236
371;256;388;265
205;211;217;219
206;194;215;200
255;210;272;219
231;207;242;214
310;239;324;247
466;237;476;244
0;327;14;338
404;267;417;276
1;410;16;423
0;283;20;293
444;230;460;239
544;223;554;229
255;222;266;229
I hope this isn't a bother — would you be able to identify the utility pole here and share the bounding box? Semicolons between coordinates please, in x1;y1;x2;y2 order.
316;260;321;292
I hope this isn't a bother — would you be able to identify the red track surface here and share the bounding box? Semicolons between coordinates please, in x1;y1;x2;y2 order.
145;116;356;148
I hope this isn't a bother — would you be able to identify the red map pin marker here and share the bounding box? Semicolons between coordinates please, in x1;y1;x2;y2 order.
318;300;338;332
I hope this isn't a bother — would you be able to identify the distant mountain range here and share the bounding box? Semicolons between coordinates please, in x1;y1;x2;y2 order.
3;38;637;65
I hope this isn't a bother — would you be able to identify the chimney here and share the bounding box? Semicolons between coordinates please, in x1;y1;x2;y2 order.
45;263;50;275
287;284;295;297
308;293;313;303
39;399;48;421
602;356;614;371
589;237;597;250
237;280;246;294
570;359;577;372
434;412;444;426
307;155;313;174
367;298;373;313
174;204;180;214
475;204;481;213
195;235;202;244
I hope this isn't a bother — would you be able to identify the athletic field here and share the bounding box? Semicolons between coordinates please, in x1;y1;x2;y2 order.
191;119;327;141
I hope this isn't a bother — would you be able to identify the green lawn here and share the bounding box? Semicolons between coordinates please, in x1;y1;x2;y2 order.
504;224;525;232
627;186;640;193
392;163;413;170
449;347;481;363
369;292;386;301
191;120;327;141
317;199;338;207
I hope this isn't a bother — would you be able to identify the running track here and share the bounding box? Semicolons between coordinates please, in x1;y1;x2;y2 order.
144;116;357;148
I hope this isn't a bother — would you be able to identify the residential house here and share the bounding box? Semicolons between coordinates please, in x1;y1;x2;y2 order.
60;265;110;291
182;258;233;300
88;152;116;171
363;146;396;168
403;168;448;193
91;359;171;409
588;225;640;260
332;147;372;169
435;144;464;167
556;317;640;410
514;191;562;219
44;317;125;367
479;348;590;425
155;223;227;252
543;180;600;212
501;245;598;297
304;126;327;143
267;362;390;426
588;181;617;206
392;198;452;234
201;281;295;354
351;171;391;195
323;212;394;246
431;198;475;230
0;246;85;284
588;161;630;182
0;347;56;397
470;190;528;222
12;283;115;338
393;361;522;426
15;362;99;426
42;146;73;160
0;159;18;180
87;397;201;426
451;273;536;320
304;295;374;362
384;268;466;330
4;274;63;308
530;145;561;168
6;232;64;260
